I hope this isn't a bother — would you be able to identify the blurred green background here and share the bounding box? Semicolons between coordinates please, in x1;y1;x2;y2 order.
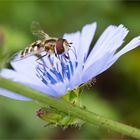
0;0;140;139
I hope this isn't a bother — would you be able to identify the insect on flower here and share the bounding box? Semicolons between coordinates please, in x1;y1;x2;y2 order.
12;22;73;62
0;22;140;100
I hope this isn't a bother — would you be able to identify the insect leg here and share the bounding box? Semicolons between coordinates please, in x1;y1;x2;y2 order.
64;53;70;60
36;53;48;61
35;53;48;65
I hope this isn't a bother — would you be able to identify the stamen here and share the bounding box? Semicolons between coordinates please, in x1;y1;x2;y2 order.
35;46;77;86
69;60;74;75
50;68;64;82
42;78;49;85
82;54;87;69
65;64;71;80
46;72;57;84
61;61;67;77
70;47;77;60
75;61;78;68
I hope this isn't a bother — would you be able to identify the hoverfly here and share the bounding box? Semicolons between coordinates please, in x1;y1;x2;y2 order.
12;22;72;62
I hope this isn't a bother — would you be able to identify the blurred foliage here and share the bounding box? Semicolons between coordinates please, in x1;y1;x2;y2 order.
0;0;140;139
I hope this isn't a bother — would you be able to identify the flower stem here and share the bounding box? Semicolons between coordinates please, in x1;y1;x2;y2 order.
0;77;140;139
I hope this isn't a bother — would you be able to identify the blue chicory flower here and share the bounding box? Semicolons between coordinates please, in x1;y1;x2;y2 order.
0;22;140;100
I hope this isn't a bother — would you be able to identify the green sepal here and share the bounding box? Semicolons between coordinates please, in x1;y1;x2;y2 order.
36;106;84;128
78;78;96;93
36;79;97;127
36;88;85;128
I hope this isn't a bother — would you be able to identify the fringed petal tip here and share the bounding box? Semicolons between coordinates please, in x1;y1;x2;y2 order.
82;27;139;84
115;35;140;58
84;24;129;70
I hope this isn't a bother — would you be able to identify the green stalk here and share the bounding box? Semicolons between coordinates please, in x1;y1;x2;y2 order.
0;77;140;139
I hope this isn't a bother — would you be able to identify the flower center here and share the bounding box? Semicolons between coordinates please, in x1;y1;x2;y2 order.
35;48;77;85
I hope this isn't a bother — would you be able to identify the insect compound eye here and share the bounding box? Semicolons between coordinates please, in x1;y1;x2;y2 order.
56;38;65;55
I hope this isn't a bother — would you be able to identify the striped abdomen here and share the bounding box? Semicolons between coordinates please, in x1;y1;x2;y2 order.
20;40;43;58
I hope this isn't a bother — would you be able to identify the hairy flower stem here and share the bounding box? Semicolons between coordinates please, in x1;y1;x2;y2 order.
0;77;140;139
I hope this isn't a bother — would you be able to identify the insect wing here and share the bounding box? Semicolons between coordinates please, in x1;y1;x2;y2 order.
31;21;49;40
